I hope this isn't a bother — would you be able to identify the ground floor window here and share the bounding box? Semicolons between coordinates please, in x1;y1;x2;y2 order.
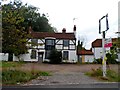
63;51;69;60
31;50;36;59
45;50;51;59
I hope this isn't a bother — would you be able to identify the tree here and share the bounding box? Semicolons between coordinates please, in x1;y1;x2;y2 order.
2;1;30;61
2;0;56;61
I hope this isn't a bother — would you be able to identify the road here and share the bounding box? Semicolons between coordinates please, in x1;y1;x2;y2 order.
2;83;120;90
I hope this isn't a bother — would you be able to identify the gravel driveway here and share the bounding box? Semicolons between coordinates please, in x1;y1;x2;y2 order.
21;63;118;86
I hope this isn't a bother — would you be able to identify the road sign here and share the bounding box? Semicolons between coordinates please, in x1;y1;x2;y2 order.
104;38;112;48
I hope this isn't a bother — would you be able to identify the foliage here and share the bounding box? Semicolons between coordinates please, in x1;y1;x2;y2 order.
106;42;118;64
0;61;25;67
49;49;62;64
2;1;30;61
77;40;85;50
116;37;120;52
2;69;51;85
85;68;120;82
106;53;118;64
2;0;55;61
93;58;102;64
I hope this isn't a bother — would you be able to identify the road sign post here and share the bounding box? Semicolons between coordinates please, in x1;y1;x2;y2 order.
102;31;106;77
99;14;109;77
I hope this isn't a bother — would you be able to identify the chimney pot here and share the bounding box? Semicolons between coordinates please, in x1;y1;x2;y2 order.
62;28;66;33
73;25;76;31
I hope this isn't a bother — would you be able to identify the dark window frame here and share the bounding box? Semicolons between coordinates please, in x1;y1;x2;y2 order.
63;40;69;47
45;39;55;50
63;51;69;60
31;49;36;59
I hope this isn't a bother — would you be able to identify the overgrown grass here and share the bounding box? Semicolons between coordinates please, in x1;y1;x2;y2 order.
85;67;120;82
1;61;51;85
0;61;26;68
2;69;51;85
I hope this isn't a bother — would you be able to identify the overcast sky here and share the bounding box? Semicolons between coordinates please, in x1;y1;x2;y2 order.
2;0;119;49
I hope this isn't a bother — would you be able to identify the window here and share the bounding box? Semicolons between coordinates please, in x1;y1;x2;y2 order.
45;39;55;50
31;39;38;45
31;50;36;59
46;40;55;45
63;40;69;47
63;51;69;60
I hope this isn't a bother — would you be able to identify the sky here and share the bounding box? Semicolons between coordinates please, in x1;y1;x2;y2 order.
2;0;119;49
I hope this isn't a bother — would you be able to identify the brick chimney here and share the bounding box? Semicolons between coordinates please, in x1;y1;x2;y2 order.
73;25;76;37
62;28;66;33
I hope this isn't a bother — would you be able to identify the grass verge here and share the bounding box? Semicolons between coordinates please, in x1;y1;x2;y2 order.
85;67;120;82
0;61;26;68
2;69;51;85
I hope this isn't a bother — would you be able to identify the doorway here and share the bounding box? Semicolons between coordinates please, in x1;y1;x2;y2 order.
38;52;44;63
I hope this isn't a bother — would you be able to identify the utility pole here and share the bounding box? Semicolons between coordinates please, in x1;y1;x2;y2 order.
99;14;109;77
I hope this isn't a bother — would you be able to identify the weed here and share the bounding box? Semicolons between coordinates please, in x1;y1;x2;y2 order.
2;69;51;85
85;67;120;82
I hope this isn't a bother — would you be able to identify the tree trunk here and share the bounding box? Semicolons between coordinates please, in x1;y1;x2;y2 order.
8;53;13;61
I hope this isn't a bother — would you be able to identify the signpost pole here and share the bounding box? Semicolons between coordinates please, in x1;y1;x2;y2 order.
99;14;109;77
102;31;106;77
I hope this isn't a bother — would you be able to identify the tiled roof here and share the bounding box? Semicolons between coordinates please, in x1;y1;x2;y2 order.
92;38;117;47
30;32;76;40
77;49;93;55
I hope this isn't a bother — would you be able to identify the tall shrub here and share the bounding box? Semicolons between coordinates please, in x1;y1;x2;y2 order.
49;49;62;64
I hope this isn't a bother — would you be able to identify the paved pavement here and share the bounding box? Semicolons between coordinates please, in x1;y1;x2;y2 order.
20;63;118;87
23;71;101;86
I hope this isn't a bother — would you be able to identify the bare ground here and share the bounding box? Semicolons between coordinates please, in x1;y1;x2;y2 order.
1;63;119;86
16;63;119;73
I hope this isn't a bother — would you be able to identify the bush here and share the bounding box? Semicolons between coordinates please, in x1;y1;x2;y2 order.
93;58;102;64
85;68;120;82
106;53;118;64
49;49;62;64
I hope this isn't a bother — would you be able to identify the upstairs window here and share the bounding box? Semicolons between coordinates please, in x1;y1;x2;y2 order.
45;39;55;50
46;39;55;45
63;40;69;47
31;39;38;45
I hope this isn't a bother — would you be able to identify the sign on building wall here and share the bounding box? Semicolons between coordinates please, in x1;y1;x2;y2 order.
104;38;112;48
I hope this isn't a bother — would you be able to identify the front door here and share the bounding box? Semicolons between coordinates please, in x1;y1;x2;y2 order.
38;52;44;63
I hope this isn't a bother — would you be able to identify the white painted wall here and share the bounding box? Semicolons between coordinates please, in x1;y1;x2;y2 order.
69;45;75;49
92;47;102;59
62;50;77;63
13;54;35;62
0;53;8;61
69;50;77;62
56;39;62;44
56;45;62;49
117;53;120;62
85;55;94;62
70;40;75;44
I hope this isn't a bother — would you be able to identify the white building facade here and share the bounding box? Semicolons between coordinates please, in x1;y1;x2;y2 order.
1;26;77;63
92;38;119;62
